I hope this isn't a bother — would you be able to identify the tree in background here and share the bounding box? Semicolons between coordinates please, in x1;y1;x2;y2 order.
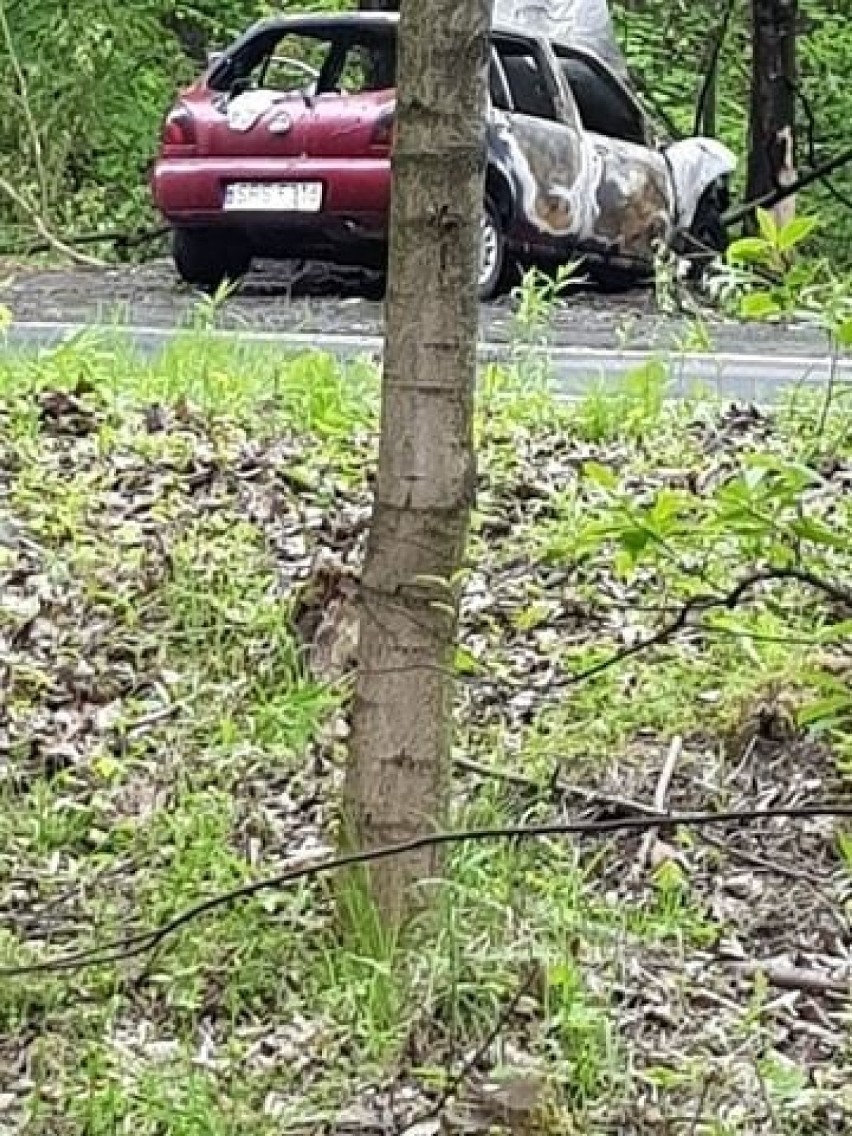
343;0;494;922
747;0;799;225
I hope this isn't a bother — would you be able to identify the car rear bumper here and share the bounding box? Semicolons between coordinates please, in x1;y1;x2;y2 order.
152;156;390;230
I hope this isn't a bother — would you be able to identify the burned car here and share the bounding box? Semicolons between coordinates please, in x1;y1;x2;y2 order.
151;1;736;298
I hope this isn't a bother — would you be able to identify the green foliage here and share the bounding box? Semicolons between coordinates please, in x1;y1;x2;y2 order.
613;0;852;265
0;0;350;247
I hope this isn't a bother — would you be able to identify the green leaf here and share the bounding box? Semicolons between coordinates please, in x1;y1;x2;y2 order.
726;237;771;265
739;291;782;320
454;646;483;676
798;694;852;728
790;517;848;549
777;215;818;252
756;207;779;246
836;318;852;348
583;461;619;490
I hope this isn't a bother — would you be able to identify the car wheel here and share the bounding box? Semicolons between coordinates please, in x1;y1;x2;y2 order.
478;200;507;302
171;228;252;292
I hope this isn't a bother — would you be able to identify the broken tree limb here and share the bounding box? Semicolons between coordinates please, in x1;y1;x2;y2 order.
724;146;852;226
0;175;105;268
0;225;169;260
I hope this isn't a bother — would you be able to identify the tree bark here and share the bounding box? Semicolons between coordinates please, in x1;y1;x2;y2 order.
343;0;494;922
746;0;798;228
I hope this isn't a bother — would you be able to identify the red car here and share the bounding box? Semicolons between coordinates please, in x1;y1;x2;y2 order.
152;7;735;299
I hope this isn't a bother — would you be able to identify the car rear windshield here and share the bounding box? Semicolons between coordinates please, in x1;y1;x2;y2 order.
210;27;397;96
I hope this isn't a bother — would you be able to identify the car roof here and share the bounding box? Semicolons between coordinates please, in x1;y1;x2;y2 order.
244;11;533;40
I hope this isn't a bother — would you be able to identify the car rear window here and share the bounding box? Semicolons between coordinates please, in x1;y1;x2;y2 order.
211;29;396;96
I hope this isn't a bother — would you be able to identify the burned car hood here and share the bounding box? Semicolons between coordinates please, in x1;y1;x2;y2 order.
494;0;629;82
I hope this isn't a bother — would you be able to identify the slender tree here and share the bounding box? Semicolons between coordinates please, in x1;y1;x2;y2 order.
343;0;494;922
747;0;799;226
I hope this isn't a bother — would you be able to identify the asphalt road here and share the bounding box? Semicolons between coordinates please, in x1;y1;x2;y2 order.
3;260;848;402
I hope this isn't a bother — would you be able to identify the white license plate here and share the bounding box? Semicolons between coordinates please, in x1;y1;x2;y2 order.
223;181;323;213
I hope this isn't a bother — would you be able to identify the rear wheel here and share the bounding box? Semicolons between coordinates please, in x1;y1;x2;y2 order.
479;199;508;302
172;228;252;292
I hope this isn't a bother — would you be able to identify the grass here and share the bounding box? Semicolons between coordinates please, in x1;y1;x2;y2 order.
0;324;850;1133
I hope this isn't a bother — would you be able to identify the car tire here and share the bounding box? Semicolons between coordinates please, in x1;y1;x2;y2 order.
479;199;508;302
171;228;252;292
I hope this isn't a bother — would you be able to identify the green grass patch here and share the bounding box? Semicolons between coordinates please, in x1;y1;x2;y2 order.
0;332;850;1132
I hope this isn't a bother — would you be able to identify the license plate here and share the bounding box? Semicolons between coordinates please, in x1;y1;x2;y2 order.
223;181;323;213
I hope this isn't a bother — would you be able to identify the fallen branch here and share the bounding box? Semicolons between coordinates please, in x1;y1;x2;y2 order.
0;175;105;268
637;734;683;868
404;964;541;1133
724;147;852;226
0;225;168;260
726;958;850;997
3;802;851;979
453;755;663;816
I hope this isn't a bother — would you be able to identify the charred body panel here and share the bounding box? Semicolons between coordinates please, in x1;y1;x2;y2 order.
484;14;735;277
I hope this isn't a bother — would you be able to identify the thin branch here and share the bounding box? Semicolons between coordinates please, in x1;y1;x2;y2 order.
562;567;852;686
3;802;851;979
406;964;540;1131
0;0;48;218
725;959;850;997
692;0;736;136
453;755;664;816
0;175;104;267
638;735;683;867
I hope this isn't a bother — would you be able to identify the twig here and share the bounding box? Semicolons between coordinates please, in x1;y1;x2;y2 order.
726;959;850;997
0;1;48;218
700;833;830;887
638;734;683;867
692;0;736;136
404;964;540;1132
3;802;851;979
0;225;168;259
453;755;663;816
563;567;852;687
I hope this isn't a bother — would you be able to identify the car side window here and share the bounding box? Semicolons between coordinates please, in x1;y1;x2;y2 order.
493;38;558;121
555;50;646;146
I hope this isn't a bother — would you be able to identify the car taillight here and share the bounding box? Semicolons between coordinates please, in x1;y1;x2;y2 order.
371;109;395;150
162;106;197;153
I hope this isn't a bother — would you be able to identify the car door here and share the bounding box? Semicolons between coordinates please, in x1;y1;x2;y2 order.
488;33;596;249
552;47;675;264
488;34;673;266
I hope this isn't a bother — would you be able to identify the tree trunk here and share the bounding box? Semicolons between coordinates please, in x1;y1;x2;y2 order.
343;0;494;922
747;0;798;228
